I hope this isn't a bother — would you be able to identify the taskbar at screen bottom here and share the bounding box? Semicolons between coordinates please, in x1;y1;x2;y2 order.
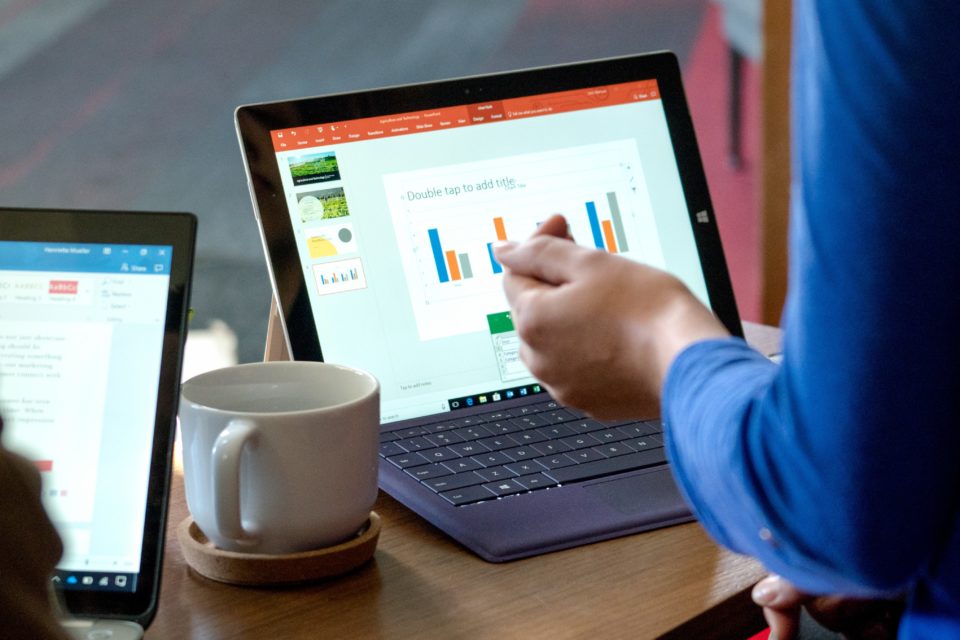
53;569;137;594
448;382;546;411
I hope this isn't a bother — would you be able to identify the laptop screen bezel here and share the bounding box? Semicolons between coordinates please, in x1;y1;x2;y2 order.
0;207;195;627
235;52;743;364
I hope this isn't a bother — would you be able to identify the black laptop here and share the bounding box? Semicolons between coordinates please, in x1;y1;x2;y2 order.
0;208;195;637
235;52;741;561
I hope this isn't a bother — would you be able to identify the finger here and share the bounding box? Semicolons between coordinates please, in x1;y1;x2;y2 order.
763;605;801;640
501;269;553;312
753;575;808;640
752;575;808;609
531;214;570;240
494;234;592;285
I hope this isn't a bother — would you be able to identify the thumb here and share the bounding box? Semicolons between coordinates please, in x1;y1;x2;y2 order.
753;575;807;640
752;575;807;609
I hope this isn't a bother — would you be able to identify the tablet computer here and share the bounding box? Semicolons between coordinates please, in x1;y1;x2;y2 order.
0;207;195;636
235;53;743;561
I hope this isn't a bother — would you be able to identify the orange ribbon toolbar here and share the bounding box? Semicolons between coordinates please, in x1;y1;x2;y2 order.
272;79;660;151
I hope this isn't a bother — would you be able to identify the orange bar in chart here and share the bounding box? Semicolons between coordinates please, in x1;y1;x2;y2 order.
445;250;462;280
601;220;619;253
493;216;507;241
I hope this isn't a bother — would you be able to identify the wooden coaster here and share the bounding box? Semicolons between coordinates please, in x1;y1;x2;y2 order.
177;512;380;586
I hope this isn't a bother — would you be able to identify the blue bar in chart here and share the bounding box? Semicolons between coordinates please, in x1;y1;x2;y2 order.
487;242;503;274
428;228;449;283
585;201;604;249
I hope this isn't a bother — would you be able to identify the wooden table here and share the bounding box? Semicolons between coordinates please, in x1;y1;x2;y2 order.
148;323;779;639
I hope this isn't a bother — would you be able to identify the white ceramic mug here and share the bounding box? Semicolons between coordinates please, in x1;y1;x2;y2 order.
179;361;379;554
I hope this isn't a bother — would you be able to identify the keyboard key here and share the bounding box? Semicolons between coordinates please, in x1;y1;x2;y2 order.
643;419;664;434
593;443;633;458
514;415;548;428
477;435;519;451
379;441;406;458
537;424;576;440
442;458;483;473
482;479;526;497
542;409;576;423
474;466;517;482
504;461;548;476
530;441;572;456
404;464;452;481
440;485;495;506
502;446;538;461
398;437;433;451
424;473;484;493
379;431;401;443
448;442;490;457
564;449;606;463
544;449;668;484
592;429;631;443
421;422;458;433
599;419;635;428
471;452;514;467
452;415;487;427
482;421;521;435
505;405;540;417
530;400;561;412
423;432;464;447
453;425;493;441
477;411;510;421
535;455;577;470
560;434;602;450
397;426;428;438
511;430;548;445
515;473;558;490
568;420;606;434
627;435;664;451
386;453;429;469
617;423;660;438
419;447;460;463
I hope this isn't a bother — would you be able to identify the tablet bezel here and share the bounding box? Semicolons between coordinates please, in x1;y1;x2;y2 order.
235;52;743;362
0;207;195;627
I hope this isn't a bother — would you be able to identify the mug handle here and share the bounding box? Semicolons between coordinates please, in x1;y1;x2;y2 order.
211;419;258;545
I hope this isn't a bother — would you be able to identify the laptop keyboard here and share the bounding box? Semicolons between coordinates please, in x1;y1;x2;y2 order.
379;400;666;506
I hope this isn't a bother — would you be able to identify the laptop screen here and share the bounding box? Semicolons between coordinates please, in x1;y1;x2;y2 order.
0;240;172;594
263;78;714;423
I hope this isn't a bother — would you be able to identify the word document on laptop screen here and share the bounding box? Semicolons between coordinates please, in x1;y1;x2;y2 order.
268;80;705;423
0;241;171;591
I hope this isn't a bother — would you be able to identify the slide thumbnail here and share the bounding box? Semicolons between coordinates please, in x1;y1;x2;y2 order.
306;223;358;259
288;151;341;186
297;187;351;224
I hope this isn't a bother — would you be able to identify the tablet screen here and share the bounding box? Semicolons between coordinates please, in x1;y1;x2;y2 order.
0;208;195;626
0;240;170;593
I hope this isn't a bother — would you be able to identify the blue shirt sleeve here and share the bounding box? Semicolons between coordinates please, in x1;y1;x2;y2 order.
663;0;960;598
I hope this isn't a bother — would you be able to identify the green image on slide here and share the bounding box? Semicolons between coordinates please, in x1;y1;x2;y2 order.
297;187;350;223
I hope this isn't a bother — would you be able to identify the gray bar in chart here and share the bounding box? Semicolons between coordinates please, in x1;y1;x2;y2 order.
606;191;629;252
458;253;473;279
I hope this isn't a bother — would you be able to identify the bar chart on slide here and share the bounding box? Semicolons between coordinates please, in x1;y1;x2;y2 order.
383;140;664;341
311;257;367;295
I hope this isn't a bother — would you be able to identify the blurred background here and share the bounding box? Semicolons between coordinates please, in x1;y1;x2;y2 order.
0;0;761;370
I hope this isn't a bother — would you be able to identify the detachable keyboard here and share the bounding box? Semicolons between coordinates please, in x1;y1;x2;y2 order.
379;400;666;506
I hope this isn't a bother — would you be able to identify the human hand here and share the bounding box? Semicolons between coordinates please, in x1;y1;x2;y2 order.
752;574;903;640
494;214;727;419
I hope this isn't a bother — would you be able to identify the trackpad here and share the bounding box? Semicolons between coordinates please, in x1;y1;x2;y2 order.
583;468;688;516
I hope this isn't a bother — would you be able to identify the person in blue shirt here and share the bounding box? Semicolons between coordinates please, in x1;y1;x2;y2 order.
494;2;960;638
